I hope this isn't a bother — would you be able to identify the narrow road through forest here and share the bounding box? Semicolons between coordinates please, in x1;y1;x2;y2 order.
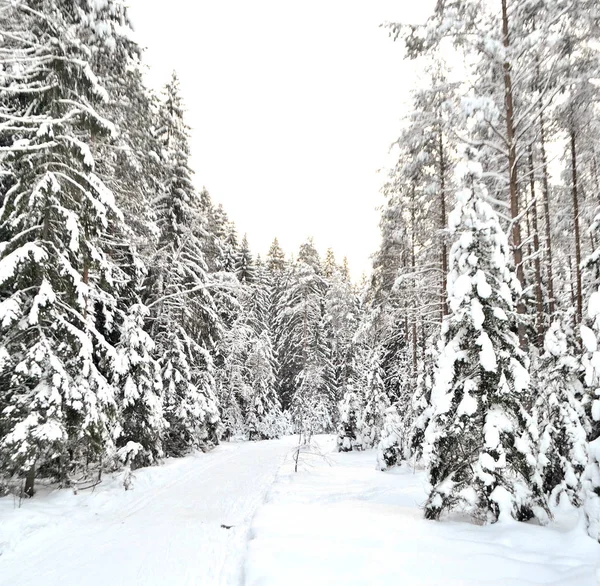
0;438;294;586
2;436;599;586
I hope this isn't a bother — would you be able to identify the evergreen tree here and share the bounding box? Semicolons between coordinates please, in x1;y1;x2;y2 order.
146;73;221;455
0;0;126;494
245;330;284;440
115;303;165;468
278;240;335;432
407;345;437;463
423;160;546;523
535;320;587;508
324;268;360;404
336;386;362;452
235;234;256;284
376;405;403;471
266;238;286;275
357;345;389;450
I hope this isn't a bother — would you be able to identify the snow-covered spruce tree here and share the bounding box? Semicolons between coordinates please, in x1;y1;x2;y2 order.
146;73;221;455
114;303;165;468
406;344;438;464
534;320;586;508
324;267;360;405
266;238;287;275
580;232;600;540
336;386;363;452
279;241;336;434
235;234;256;285
356;344;389;450
277;241;324;407
376;404;404;471
159;326;219;455
216;309;251;439
244;260;284;439
0;0;130;495
70;0;168;471
245;330;283;440
217;256;283;440
423;160;547;524
76;0;161;243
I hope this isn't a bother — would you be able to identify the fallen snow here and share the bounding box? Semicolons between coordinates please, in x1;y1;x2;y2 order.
1;436;599;585
0;439;293;586
246;436;600;586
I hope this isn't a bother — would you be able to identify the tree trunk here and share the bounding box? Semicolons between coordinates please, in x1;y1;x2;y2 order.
592;154;600;207
528;147;545;347
411;194;418;378
501;0;526;345
438;125;448;320
24;465;35;498
539;113;555;316
570;129;583;325
569;255;576;314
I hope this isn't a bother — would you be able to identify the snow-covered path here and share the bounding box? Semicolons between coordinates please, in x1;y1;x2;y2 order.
2;436;600;586
0;438;293;586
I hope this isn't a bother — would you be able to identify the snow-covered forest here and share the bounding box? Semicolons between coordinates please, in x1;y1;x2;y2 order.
0;0;361;496
2;0;600;583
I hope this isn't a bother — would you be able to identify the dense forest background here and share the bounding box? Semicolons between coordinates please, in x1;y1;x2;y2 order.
2;0;600;540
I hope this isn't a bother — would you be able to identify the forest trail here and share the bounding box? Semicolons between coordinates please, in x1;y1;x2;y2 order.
0;438;294;586
1;436;599;586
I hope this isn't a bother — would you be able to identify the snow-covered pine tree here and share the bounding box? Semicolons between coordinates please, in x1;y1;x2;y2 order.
146;73;221;455
114;303;165;468
423;159;547;524
376;405;403;471
336;386;363;452
535;320;587;508
0;0;126;494
278;241;335;433
245;330;283;440
580;221;600;539
355;344;389;450
235;234;256;284
266;238;287;275
324;267;360;405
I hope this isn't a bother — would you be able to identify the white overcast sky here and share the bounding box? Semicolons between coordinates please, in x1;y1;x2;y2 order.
126;0;434;278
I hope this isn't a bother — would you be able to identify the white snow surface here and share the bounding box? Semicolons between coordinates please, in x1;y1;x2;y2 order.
1;436;599;585
0;439;292;586
247;436;600;586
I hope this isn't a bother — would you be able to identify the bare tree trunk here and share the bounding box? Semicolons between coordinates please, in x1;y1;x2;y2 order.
24;465;35;498
569;255;576;315
438;126;448;320
502;0;526;345
525;195;533;262
410;189;418;377
528;147;545;347
420;318;426;364
592;153;600;207
539;113;555;316
570;129;583;325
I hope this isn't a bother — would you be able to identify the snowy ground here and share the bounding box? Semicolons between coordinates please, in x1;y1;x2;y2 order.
247;436;600;586
0;439;293;586
1;436;599;586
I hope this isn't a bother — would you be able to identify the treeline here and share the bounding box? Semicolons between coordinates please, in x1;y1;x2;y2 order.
336;0;600;537
0;0;361;496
